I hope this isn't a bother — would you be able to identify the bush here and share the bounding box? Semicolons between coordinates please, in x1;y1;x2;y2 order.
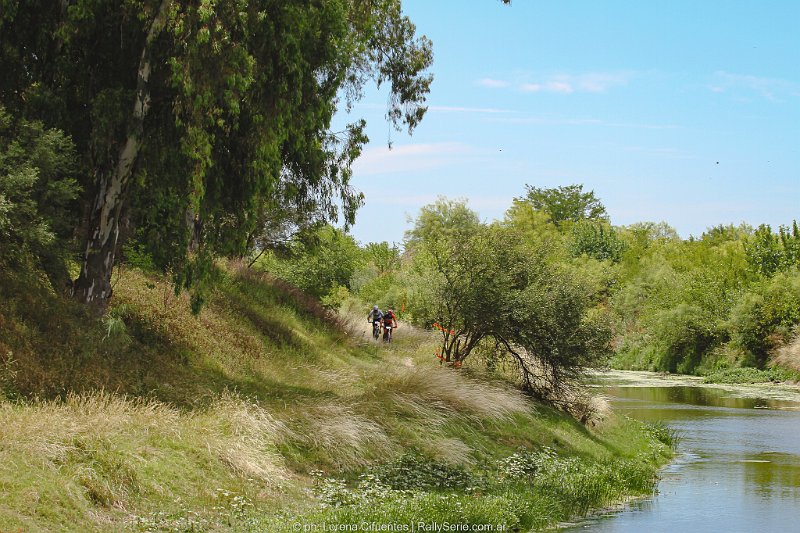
642;421;680;448
649;303;716;373
352;269;406;312
371;454;477;491
728;272;800;365
259;225;363;299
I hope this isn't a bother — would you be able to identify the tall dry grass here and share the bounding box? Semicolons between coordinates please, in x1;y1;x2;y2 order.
773;332;800;372
372;365;532;421
0;391;292;500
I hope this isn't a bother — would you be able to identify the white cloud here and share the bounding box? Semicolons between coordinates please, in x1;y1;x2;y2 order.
710;71;800;101
428;105;511;114
477;78;511;88
518;72;632;94
546;81;575;94
576;72;632;92
363;192;512;212
486;115;677;129
352;142;476;176
491;115;602;125
520;81;575;93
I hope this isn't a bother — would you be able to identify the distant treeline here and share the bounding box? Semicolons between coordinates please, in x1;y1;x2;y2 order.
261;185;800;378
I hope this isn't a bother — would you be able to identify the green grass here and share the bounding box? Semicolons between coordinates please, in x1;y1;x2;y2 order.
0;262;674;531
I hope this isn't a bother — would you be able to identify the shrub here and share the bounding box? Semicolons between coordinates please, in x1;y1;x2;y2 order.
260;225;363;299
728;272;800;365
371;453;477;491
642;421;680;448
649;303;716;373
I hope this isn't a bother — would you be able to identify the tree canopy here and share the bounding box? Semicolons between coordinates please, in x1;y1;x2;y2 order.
0;106;80;287
404;197;481;249
518;184;607;228
1;0;433;311
406;199;611;402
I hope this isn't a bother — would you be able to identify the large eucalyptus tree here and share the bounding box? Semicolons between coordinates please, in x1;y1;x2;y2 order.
0;0;432;311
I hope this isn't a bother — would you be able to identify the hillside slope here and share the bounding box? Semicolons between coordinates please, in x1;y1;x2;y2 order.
0;263;673;531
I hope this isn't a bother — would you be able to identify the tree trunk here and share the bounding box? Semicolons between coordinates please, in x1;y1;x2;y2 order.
72;0;171;311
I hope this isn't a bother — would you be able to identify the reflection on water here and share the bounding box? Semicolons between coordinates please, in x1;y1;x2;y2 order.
566;382;800;532
742;454;800;499
605;384;799;411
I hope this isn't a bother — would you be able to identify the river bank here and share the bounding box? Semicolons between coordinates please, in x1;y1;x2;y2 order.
0;266;674;531
592;370;800;405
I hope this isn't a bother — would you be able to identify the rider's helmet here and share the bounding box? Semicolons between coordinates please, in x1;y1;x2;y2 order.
373;305;379;311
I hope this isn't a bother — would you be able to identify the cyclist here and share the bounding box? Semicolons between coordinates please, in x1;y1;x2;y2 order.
382;307;398;341
367;305;383;338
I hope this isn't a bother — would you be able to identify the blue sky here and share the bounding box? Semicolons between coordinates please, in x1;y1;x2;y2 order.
339;1;800;245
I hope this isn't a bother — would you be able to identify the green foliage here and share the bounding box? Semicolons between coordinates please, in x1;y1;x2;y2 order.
260;225;363;300
727;271;800;365
0;107;79;280
496;447;557;480
1;0;432;310
745;222;800;277
503;198;565;249
408;221;522;361
121;240;158;272
370;454;477;491
349;240;407;309
101;304;134;351
517;183;607;228
505;268;613;379
352;268;406;312
611;227;757;374
300;445;665;532
561;255;621;303
569;220;627;262
702;366;800;384
406;199;610;399
616;222;679;280
320;284;352;310
745;224;785;276
404;196;481;249
642;421;680;448
701;223;753;245
649;303;716;373
363;241;401;274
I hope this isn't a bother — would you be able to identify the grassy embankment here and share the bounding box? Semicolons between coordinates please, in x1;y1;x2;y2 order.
0;263;674;531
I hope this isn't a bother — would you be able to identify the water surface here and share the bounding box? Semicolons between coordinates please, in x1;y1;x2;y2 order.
566;381;800;532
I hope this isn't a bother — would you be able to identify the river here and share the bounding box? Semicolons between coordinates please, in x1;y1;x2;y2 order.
565;372;800;532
